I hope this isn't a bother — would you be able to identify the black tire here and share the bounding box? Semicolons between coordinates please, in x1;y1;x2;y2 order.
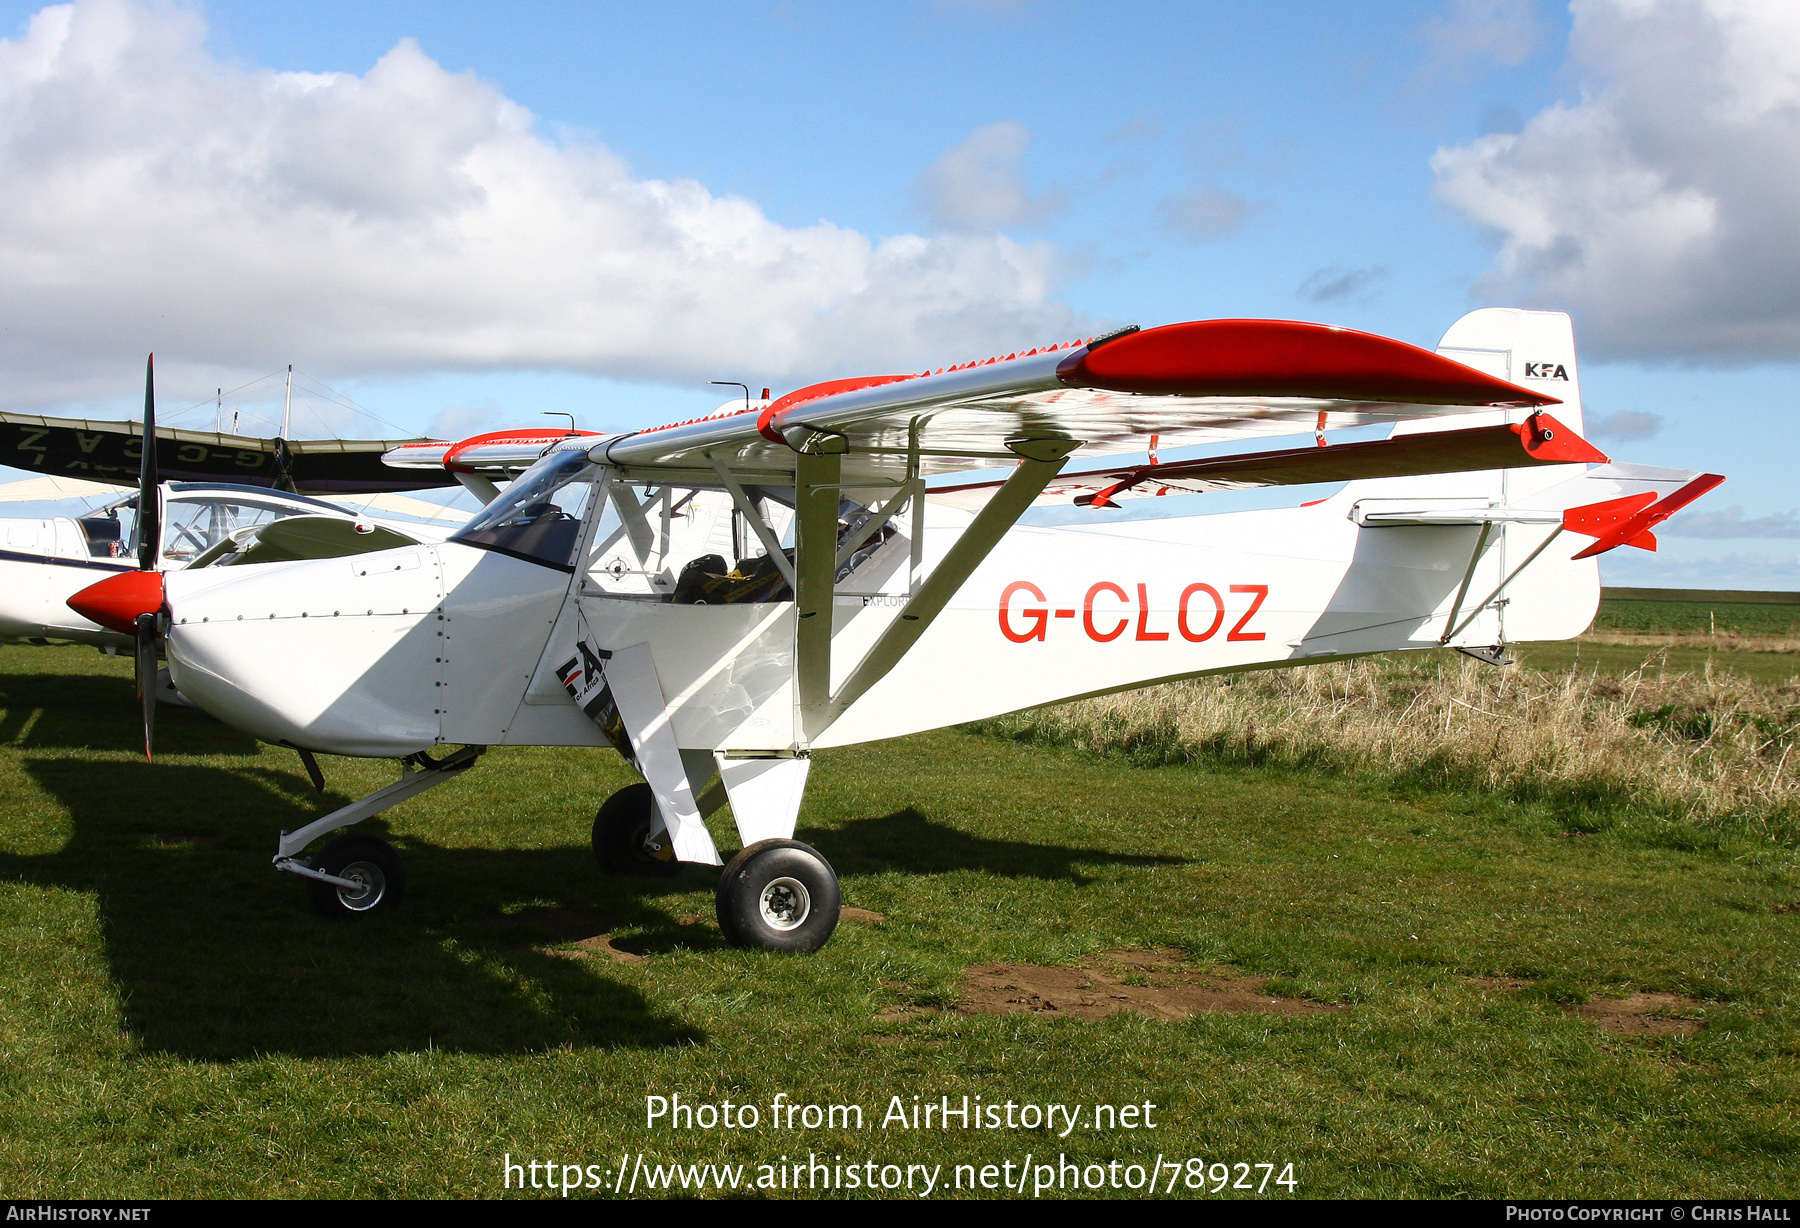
306;834;405;918
593;783;679;878
715;839;840;953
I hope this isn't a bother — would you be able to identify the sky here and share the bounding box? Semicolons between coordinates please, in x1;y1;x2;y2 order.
0;0;1796;588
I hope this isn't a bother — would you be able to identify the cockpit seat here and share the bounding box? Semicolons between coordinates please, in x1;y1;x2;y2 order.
669;551;793;605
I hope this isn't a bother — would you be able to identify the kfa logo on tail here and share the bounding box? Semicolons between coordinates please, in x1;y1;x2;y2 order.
1522;362;1569;380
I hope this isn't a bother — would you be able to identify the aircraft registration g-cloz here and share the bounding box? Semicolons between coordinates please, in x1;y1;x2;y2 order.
69;308;1724;953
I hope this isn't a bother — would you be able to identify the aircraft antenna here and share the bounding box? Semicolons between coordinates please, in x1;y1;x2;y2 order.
709;380;751;412
215;387;222;434
280;364;293;440
543;412;576;436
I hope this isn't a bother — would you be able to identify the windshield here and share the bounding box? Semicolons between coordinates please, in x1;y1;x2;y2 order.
450;448;595;571
159;496;315;564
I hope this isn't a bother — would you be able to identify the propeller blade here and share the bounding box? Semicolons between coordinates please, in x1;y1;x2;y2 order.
137;354;159;571
135;612;157;762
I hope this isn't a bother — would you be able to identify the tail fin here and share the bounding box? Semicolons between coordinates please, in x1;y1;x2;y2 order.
1436;308;1583;435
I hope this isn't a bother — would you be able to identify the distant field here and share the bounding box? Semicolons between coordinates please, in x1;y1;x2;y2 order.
1515;587;1800;685
1515;640;1799;685
1594;587;1800;638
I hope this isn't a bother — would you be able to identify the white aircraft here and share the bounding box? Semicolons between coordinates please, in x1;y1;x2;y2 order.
0;357;485;652
67;310;1723;953
0;477;468;649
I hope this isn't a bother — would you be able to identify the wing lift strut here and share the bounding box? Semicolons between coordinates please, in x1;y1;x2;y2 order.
784;428;1081;741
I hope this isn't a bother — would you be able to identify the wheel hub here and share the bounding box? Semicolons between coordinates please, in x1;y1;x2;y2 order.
758;877;811;931
336;860;385;911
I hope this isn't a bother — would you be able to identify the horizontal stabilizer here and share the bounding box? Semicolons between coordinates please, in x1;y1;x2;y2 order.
1565;474;1725;559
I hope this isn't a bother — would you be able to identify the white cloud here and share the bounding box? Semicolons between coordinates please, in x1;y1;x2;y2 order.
909;120;1065;232
1299;265;1390;304
1432;0;1800;362
0;2;1078;413
1585;409;1662;441
1601;549;1800;590
1157;186;1267;242
1663;505;1800;539
1419;0;1544;73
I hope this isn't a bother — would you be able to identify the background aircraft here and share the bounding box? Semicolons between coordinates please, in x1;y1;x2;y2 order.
69;310;1724;952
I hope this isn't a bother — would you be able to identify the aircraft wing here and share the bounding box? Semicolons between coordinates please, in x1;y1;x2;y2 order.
937;417;1609;508
0;411;457;493
587;319;1567;485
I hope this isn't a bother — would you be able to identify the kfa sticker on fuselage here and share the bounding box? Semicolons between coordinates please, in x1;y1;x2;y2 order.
558;639;634;763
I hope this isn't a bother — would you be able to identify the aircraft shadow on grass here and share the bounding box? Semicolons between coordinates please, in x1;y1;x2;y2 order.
1;669;1185;1059
8;758;707;1062
813;807;1186;884
0;666;260;756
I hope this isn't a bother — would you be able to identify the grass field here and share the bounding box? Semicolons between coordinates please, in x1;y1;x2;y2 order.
1;620;1797;1198
1594;588;1800;639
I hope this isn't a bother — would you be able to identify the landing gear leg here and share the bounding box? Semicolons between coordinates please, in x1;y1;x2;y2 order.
272;744;483;917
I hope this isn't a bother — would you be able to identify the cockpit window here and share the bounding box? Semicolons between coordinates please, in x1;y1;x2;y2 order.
449;448;595;571
159;497;312;564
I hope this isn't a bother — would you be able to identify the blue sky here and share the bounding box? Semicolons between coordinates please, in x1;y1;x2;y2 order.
1;0;1796;587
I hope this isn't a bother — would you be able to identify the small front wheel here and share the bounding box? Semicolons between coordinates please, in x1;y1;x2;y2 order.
306;834;405;918
716;839;840;953
592;783;679;878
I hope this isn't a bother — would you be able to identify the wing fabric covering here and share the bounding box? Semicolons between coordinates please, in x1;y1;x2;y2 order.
0;411;455;493
963;413;1608;507
582;319;1564;487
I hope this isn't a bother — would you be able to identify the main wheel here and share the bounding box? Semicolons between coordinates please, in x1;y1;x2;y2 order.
715;839;840;953
592;783;679;878
306;834;405;918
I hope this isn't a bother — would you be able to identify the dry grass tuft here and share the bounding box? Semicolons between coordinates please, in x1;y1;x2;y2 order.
972;653;1800;845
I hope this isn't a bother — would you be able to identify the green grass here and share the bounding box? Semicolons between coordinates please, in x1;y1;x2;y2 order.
1;643;1797;1199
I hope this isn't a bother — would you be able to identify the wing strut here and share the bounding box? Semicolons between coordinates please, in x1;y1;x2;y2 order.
794;449;842;739
1437;523;1495;646
1441;528;1566;643
710;459;797;589
817;437;1079;736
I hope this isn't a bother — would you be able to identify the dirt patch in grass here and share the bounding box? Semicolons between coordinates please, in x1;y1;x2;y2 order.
1466;976;1707;1036
1567;993;1706;1037
466;908;649;963
840;906;887;924
957;950;1346;1022
1773;901;1800;915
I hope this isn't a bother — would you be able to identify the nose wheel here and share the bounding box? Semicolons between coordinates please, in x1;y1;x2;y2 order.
716;839;839;952
305;834;405;918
